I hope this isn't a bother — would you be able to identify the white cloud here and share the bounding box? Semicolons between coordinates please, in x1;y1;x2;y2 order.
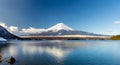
114;21;120;24
0;22;8;28
22;27;46;34
0;22;46;34
0;22;19;33
9;26;18;32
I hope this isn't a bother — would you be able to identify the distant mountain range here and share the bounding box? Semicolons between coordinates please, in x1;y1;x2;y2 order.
29;23;105;36
0;23;109;40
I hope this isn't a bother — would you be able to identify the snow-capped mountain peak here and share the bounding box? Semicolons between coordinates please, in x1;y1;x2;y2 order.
47;23;74;32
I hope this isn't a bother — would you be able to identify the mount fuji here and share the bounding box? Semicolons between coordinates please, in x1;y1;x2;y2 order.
47;23;74;32
30;23;103;36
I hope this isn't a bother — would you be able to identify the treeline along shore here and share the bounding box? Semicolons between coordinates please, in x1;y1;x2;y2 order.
110;35;120;40
20;35;109;40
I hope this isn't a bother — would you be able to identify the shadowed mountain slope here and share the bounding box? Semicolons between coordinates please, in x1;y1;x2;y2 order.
0;25;21;40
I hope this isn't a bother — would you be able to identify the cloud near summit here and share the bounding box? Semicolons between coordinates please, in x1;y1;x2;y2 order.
0;22;18;33
0;22;74;34
0;22;46;34
22;27;46;34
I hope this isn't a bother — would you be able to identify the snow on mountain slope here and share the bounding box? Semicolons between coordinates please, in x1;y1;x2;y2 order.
0;37;7;41
27;23;106;36
47;23;74;32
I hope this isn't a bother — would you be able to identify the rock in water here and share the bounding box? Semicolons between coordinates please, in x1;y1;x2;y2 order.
6;56;16;64
0;54;2;63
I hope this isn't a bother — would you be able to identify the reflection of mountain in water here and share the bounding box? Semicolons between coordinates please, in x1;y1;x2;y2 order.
0;40;97;65
20;40;94;59
0;40;93;59
0;40;119;65
0;43;10;51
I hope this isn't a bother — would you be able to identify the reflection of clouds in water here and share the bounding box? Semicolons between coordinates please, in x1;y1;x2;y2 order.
22;43;37;54
1;41;120;65
7;45;17;56
3;46;18;56
23;45;38;54
21;40;94;59
45;47;69;59
2;40;94;58
22;43;70;59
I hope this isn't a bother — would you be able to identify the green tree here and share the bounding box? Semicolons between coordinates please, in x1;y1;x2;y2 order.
110;35;120;40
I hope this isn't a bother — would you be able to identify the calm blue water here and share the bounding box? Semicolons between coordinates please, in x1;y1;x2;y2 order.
0;40;120;65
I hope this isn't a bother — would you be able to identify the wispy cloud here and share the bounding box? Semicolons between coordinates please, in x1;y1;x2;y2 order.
0;22;47;34
21;27;46;34
114;21;120;24
0;22;19;33
9;26;18;32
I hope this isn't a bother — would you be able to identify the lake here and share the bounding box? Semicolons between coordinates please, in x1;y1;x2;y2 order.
0;40;120;65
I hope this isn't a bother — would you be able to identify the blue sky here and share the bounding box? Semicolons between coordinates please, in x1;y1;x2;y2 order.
0;0;120;35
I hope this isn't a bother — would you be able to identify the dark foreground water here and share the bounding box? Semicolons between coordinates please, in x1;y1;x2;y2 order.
0;40;120;65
